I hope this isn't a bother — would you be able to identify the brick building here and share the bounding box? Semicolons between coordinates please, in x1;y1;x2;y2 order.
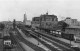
40;12;58;30
31;12;58;30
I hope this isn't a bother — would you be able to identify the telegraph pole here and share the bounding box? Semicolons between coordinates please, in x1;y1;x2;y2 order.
37;15;42;45
3;28;5;51
69;34;74;47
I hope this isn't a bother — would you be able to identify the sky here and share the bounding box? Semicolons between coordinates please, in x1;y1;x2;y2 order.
0;0;80;21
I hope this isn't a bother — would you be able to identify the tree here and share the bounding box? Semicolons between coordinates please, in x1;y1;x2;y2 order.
13;19;16;29
0;23;5;30
58;21;69;31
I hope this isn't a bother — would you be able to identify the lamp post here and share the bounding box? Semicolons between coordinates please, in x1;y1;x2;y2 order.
38;33;39;45
3;29;4;51
40;15;41;31
37;15;42;45
70;38;71;47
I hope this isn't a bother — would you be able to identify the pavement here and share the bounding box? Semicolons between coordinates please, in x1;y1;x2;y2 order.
37;30;80;48
20;42;35;51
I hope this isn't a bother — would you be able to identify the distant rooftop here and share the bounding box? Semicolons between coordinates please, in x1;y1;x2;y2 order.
40;12;57;17
66;26;80;29
66;17;71;19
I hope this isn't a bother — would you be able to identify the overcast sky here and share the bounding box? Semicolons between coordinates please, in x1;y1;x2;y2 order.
0;0;80;21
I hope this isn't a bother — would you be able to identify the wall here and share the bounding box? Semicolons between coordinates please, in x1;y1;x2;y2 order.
31;17;40;29
40;14;58;30
64;17;78;26
31;21;40;29
25;20;31;26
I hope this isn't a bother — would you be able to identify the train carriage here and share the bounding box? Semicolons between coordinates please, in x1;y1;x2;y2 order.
3;36;12;49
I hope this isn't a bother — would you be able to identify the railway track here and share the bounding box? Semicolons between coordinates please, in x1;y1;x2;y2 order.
22;29;63;51
21;28;76;51
16;28;46;51
3;25;26;51
29;32;60;51
36;31;71;47
32;30;78;51
4;49;11;51
30;31;75;51
9;32;26;51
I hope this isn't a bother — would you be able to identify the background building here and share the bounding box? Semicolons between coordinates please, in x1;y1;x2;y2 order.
31;17;40;29
76;21;80;26
23;12;27;25
64;17;78;26
23;12;31;26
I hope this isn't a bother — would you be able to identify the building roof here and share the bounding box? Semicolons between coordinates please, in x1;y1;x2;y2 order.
32;17;40;21
66;17;71;19
41;14;57;18
66;26;80;29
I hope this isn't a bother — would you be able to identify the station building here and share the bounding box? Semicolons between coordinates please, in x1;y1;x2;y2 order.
40;12;58;30
65;26;80;37
31;12;58;31
65;26;80;41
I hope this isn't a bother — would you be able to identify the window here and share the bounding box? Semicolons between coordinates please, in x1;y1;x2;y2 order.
46;23;51;26
5;42;8;45
56;31;58;34
46;17;52;21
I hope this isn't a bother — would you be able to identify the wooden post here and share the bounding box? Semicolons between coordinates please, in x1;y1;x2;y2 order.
70;40;71;47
